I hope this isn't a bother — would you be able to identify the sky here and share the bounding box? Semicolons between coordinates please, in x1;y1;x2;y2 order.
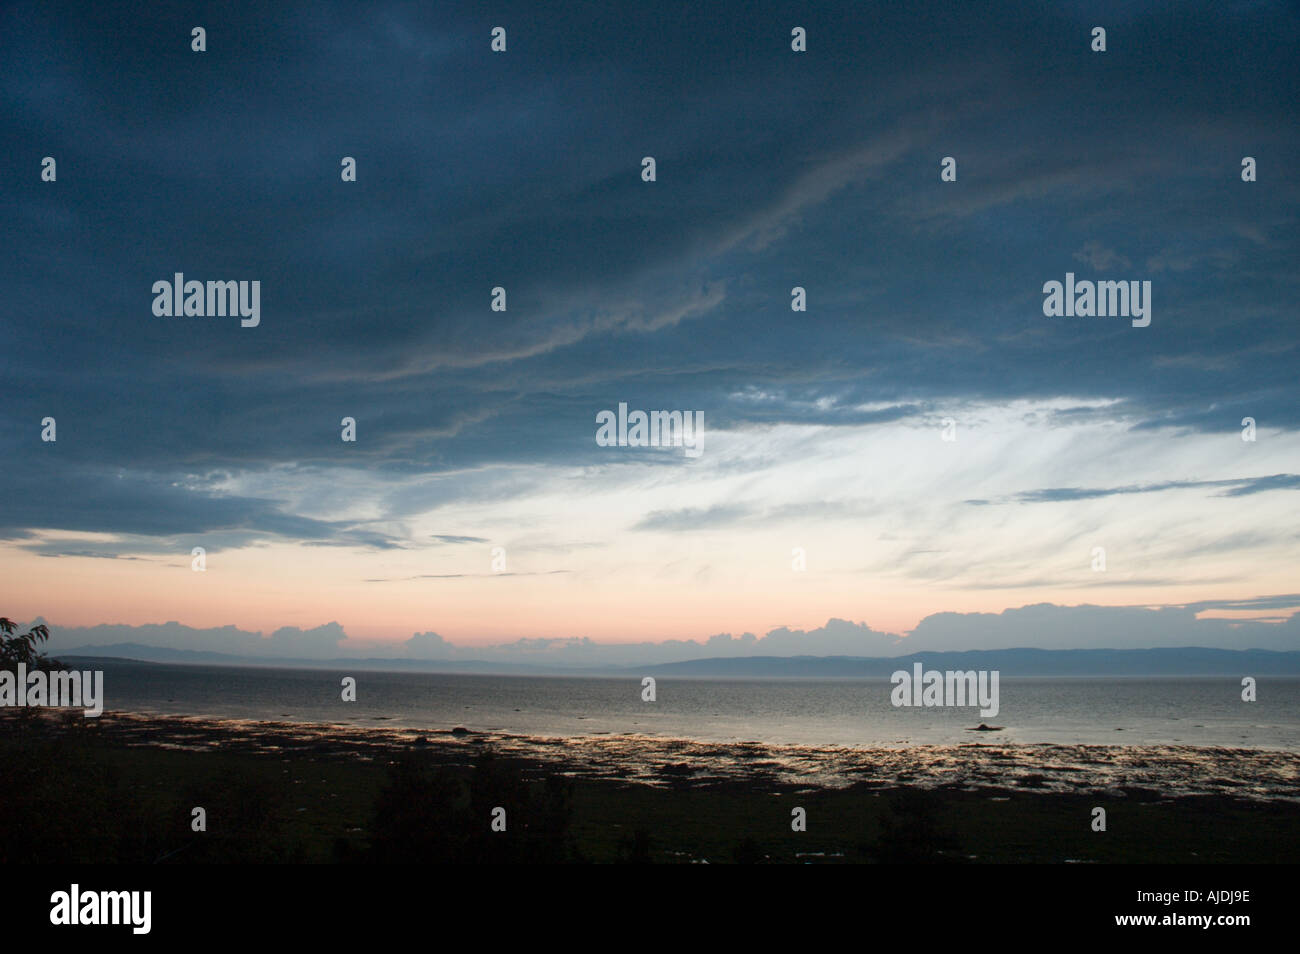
2;0;1298;660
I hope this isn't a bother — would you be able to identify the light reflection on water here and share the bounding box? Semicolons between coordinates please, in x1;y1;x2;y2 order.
84;710;1300;802
86;660;1300;750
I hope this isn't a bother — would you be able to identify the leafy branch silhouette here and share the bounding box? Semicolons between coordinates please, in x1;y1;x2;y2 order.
0;617;60;672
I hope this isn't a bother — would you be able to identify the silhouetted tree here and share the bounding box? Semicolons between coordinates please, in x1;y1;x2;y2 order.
0;617;61;672
1;617;63;730
870;789;964;863
365;748;578;863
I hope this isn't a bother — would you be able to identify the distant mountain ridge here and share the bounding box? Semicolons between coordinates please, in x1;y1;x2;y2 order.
634;648;1300;676
57;643;1300;676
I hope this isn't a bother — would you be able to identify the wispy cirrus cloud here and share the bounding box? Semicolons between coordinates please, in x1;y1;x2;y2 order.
986;474;1300;505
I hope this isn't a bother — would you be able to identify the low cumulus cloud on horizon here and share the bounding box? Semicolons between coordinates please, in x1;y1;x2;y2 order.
30;597;1300;666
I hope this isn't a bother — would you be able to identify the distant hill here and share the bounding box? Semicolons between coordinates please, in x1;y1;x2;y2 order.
56;644;557;674
55;643;1300;676
634;648;1300;676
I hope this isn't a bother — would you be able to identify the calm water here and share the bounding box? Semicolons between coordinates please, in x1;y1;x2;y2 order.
74;660;1300;749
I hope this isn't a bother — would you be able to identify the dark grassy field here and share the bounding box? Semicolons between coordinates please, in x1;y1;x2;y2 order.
2;712;1295;864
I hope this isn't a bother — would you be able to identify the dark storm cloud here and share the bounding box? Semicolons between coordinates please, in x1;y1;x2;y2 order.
2;0;1297;544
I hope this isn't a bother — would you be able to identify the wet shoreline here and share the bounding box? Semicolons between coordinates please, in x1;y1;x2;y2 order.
39;709;1300;802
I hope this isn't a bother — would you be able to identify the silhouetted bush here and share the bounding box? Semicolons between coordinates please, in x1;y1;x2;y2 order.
870;789;964;863
615;828;653;863
363;748;578;863
732;836;764;864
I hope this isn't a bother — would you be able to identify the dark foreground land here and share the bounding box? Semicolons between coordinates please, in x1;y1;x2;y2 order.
2;710;1297;864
